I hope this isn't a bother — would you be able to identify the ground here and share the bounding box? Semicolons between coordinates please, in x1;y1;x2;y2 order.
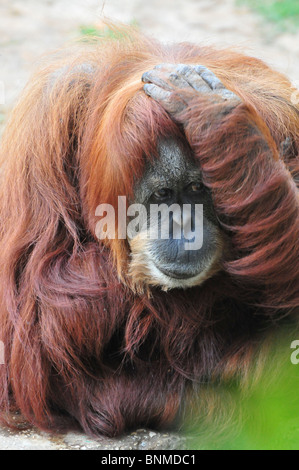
0;0;298;450
0;426;185;450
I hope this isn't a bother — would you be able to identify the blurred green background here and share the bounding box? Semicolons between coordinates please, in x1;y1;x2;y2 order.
241;0;299;30
186;332;299;450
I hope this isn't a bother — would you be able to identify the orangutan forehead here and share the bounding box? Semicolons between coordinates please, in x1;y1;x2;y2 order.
132;137;202;204
148;137;202;184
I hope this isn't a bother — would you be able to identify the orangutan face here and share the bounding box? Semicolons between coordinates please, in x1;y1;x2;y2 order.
128;137;224;290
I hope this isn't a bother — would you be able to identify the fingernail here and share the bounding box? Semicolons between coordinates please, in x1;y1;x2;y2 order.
143;83;154;95
194;65;206;73
141;72;150;83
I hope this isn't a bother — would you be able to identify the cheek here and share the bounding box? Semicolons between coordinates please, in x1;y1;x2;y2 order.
202;194;219;225
202;220;222;257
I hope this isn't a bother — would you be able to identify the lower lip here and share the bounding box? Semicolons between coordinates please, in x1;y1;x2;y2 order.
157;266;198;280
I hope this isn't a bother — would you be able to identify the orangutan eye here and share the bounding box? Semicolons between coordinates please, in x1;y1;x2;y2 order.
152;188;172;200
187;182;204;193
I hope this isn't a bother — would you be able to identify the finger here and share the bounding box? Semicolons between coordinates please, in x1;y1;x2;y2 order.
141;70;173;91
142;68;190;91
194;65;239;101
175;64;211;93
143;83;186;114
167;72;190;89
143;83;172;101
194;65;225;90
152;64;203;90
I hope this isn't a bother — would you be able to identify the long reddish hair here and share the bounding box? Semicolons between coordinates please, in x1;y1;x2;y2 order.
0;25;298;436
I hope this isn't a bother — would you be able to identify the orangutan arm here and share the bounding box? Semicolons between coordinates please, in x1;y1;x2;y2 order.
142;63;299;310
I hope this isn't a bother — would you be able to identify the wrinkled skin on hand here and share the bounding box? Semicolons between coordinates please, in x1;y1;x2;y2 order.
142;63;240;120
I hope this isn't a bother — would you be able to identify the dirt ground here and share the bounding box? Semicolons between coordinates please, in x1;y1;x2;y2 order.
0;0;298;451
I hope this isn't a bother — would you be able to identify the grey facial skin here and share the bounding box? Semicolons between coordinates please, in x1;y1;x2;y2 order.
130;137;224;289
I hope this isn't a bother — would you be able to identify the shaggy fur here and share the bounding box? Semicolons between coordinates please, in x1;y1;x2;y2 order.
0;25;298;437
